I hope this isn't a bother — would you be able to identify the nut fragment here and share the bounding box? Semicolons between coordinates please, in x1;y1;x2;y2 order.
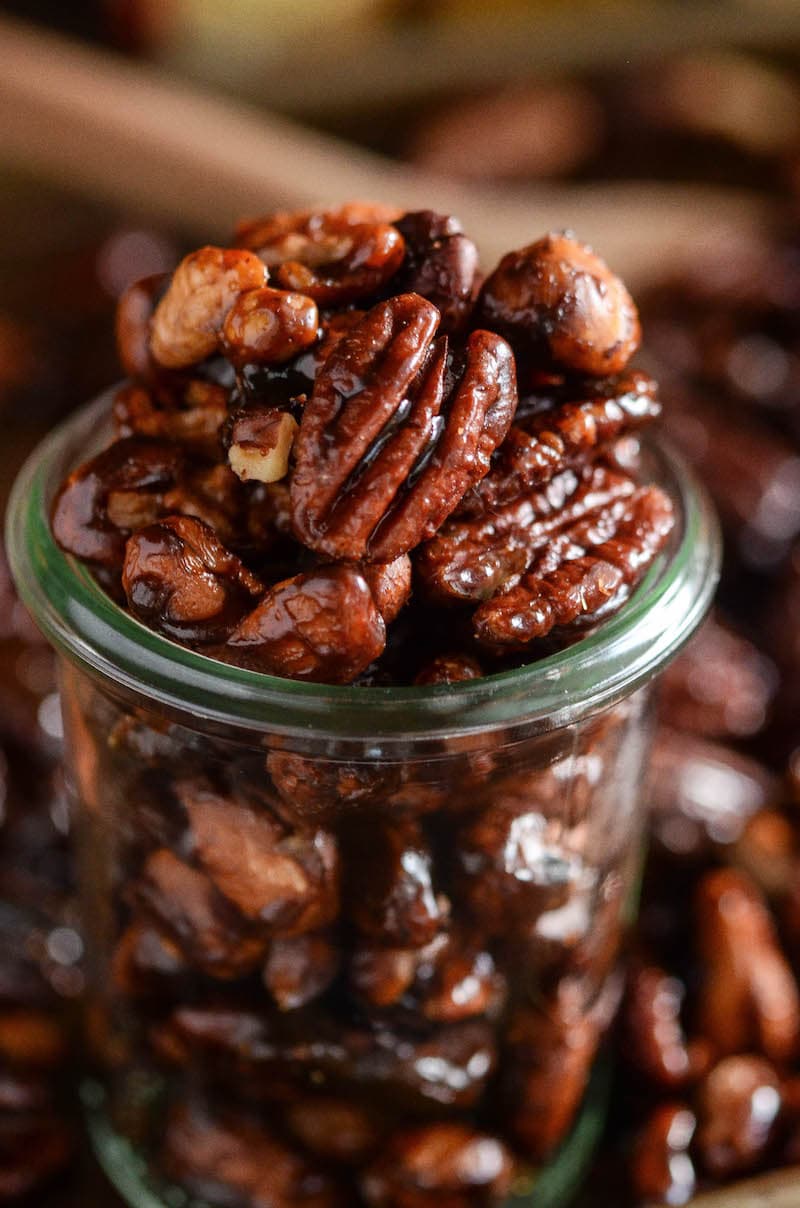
227;407;299;484
477;232;641;375
150;246;267;369
221;285;319;365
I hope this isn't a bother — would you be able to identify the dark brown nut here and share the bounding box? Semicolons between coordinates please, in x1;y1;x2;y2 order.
0;1010;67;1069
221;286;319;365
266;751;398;819
287;1096;381;1164
179;778;339;936
696;1056;782;1178
122;515;264;645
631;1103;697;1207
225;565;386;684
414;653;484;685
163;1102;343;1208
417;462;635;605
415;935;505;1023
477;232;641;375
696;868;800;1062
290;295;518;562
236;205;406;305
263;933;340;1010
111;922;188;996
115;271;170;380
150;245;267;368
473;484;674;648
624;965;710;1088
649;728;777;857
0;1115;73;1201
361;1124;514;1208
227;406;299;485
453;796;585;935
362;555;413;624
162;461;247;548
658;613;777;740
113;379;229;452
392;211;479;334
466;370;659;513
350;944;420;1008
343;817;445;949
133;848;268;979
51;437;184;566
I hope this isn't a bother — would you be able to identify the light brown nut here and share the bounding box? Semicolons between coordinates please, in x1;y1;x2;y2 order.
227;407;299;484
225;565;386;684
122;515;264;645
178;778;339;936
696;867;800;1062
696;1056;782;1178
361;1124;514;1208
150;246;267;369
477;231;640;375
263;932;340;1010
221;286;319;365
362;555;412;624
290;295;517;562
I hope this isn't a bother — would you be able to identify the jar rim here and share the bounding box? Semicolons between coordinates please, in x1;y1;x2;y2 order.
6;390;720;749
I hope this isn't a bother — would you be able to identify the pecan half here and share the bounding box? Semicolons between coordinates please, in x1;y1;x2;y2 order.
476;231;641;375
473;484;674;648
236;205;406;305
291;294;517;562
225;564;386;683
51;437;184;566
122;515;263;644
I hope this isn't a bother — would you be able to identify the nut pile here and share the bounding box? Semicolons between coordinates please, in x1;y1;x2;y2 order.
51;204;673;685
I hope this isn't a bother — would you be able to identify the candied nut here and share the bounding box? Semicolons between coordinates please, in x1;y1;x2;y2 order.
466;370;659;512
362;555;412;624
414;653;484;685
477;232;641;375
115;271;170;380
221;285;319;365
179;778;339;935
227;407;299;484
361;1124;514;1208
263;932;340;1010
111;922;188;996
225;564;386;684
123;515;264;644
350;944;420;1008
624;965;709;1088
696;868;800;1062
162;461;247;548
415;935;506;1022
631;1103;697;1207
150;246;267;369
343;816;445;948
113;379;229;452
290;295;517;562
287;1096;381;1164
473;484;674;648
236;205;406;305
52;437;183;566
133;848;268;979
696;1056;782;1178
266;750;398;819
392;210;479;333
163;1102;343;1208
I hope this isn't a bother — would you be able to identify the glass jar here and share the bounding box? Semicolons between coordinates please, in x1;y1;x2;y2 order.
7;393;719;1208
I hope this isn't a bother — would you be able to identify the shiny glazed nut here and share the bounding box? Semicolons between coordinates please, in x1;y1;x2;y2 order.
263;932;340;1010
227;407;299;484
624;965;710;1088
343;817;445;948
696;1056;783;1178
266;751;398;818
51;437;184;566
150;246;267;369
236;205;406;305
350;944;420;1008
414;935;505;1022
473;484;674;648
115;272;170;380
696;868;800;1062
221;286;319;365
414;653;484;685
361;1124;514;1208
113;380;229;452
225;565;386;683
179;778;339;935
290;295;517;562
122;515;264;644
477;232;641;374
362;556;412;624
392;211;479;334
631;1103;697;1206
